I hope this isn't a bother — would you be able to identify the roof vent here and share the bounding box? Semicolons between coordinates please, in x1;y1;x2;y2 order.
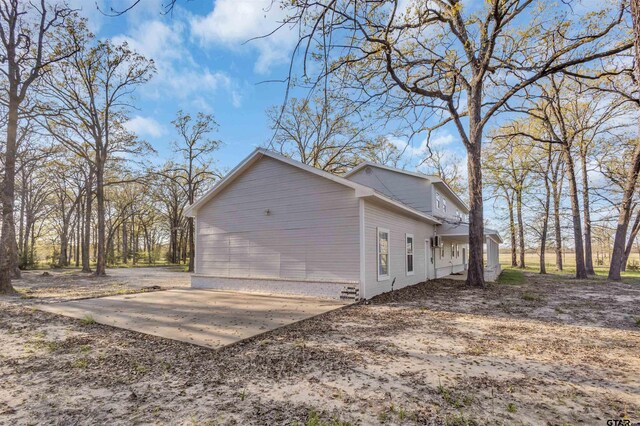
365;166;372;174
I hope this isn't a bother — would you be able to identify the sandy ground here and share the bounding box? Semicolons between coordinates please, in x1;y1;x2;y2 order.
12;266;190;302
1;270;639;425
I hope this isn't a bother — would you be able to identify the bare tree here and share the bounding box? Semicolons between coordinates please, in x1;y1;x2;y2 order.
44;38;154;276
154;164;187;265
50;156;84;267
503;75;627;278
421;146;466;196
485;127;537;269
167;111;222;273
360;136;406;168
532;144;555;274
268;96;381;174
608;0;640;280
0;0;78;293
280;0;630;286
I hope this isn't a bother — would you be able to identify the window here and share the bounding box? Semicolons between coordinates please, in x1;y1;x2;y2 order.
406;234;414;275
451;243;455;258
440;243;445;258
443;199;447;212
377;228;390;281
456;244;460;258
436;192;441;209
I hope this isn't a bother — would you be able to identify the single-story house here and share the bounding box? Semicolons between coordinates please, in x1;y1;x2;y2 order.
186;148;502;300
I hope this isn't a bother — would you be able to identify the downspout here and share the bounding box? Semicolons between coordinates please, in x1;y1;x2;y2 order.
433;225;439;279
359;198;366;300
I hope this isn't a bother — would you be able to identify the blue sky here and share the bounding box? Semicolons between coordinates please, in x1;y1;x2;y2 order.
71;0;468;175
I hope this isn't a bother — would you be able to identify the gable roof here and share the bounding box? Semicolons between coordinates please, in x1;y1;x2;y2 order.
344;161;470;213
185;148;441;225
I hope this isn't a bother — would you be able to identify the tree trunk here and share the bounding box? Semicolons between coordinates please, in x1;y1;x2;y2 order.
609;0;640;281
95;155;106;276
29;222;36;265
580;152;595;275
552;164;564;271
122;217;128;264
75;200;81;268
562;145;587;279
540;211;549;275
133;214;139;265
623;208;640;271
507;191;517;267
18;180;25;268
22;212;32;268
59;232;68;267
540;149;552;275
170;212;178;264
465;111;485;287
82;169;93;273
516;188;525;269
0;98;20;294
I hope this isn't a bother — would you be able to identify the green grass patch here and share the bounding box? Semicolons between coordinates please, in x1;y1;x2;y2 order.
521;292;545;303
497;267;525;285
80;315;96;325
302;409;353;426
72;357;89;369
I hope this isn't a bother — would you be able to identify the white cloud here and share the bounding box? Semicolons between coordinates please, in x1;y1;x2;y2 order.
125;116;165;138
388;132;456;157
110;18;245;110
190;0;297;74
111;19;185;65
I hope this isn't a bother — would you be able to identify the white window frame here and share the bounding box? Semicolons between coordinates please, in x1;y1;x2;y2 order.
456;243;460;258
451;243;455;258
436;191;441;209
377;227;390;281
405;233;415;276
440;243;445;258
443;199;447;212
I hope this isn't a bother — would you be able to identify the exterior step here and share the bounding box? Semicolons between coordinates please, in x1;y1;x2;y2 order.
340;286;359;301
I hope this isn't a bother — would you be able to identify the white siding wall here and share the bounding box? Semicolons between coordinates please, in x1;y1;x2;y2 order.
195;156;360;284
434;238;468;278
430;187;467;221
363;199;434;299
348;167;432;214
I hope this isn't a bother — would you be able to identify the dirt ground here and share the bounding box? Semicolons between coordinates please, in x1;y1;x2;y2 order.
1;269;639;425
11;267;190;302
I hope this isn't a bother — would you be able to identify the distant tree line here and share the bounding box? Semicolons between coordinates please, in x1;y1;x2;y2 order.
0;1;222;294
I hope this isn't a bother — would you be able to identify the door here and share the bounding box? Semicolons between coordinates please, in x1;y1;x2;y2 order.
425;240;433;280
462;247;467;270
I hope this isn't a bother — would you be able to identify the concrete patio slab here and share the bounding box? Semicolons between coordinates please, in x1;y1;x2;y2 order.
36;289;349;349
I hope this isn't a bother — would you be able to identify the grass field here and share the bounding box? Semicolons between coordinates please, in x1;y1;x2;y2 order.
499;252;640;284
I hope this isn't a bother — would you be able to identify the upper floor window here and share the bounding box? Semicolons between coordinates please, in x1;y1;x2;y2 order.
436;191;441;209
443;199;447;212
377;228;390;281
406;234;414;275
